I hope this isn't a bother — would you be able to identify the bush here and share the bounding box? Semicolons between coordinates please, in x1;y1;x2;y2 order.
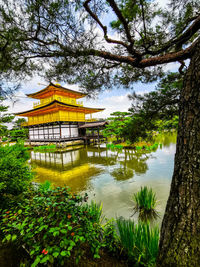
116;218;159;266
0;187;106;266
0;142;33;209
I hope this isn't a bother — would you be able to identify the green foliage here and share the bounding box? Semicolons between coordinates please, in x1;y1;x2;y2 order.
0;142;33;208
0;187;107;265
135;143;159;152
0;0;198;93
9;128;28;141
106;143;123;151
102;112;131;142
129;73;181;120
33;144;56;152
124;73;182;142
102;219;120;253
38;180;52;192
132;187;158;221
154;116;179;132
9;118;28;141
133;187;157;212
83;200;103;224
116;218;159;266
0;97;14;138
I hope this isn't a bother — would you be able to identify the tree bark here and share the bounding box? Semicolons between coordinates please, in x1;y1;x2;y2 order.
157;41;200;266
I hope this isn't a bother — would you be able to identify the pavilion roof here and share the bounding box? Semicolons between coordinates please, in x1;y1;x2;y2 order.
79;121;108;128
15;100;104;116
26;83;87;99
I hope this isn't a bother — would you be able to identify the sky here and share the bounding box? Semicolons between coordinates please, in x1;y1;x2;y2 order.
4;0;178;123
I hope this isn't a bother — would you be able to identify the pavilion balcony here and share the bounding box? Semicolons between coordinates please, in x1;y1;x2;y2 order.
21;117;97;126
33;98;83;109
85;119;97;122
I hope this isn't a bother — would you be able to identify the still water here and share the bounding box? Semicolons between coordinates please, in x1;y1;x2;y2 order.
31;132;177;224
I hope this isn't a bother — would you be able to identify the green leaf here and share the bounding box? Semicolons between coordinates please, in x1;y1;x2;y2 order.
53;252;59;258
31;256;40;267
94;254;100;259
6;234;11;241
40;255;49;264
60;229;67;234
60;251;67;256
30;250;35;256
11;234;17;241
53;231;59;237
18;209;22;215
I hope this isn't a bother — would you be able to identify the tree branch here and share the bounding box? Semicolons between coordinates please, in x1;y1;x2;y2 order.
23;37;197;69
106;0;141;57
83;0;129;49
147;15;200;55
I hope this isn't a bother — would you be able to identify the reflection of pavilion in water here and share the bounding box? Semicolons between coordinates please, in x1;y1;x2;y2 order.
31;148;102;192
31;146;152;189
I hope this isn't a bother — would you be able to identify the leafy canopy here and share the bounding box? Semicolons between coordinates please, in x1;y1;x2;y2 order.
0;0;199;94
103;111;131;141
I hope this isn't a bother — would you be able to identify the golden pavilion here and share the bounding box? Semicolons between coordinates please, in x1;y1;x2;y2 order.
16;83;106;142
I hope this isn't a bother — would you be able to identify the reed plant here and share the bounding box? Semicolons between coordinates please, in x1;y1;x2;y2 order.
133;186;158;221
83;200;103;223
116;218;159;266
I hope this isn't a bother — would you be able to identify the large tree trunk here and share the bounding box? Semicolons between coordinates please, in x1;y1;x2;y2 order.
157;43;200;266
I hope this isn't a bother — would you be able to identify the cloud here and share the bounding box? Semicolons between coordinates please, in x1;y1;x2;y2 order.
84;93;132;119
5;91;34;115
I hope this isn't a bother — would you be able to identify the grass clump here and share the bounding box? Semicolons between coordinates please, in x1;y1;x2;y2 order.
116;218;159;266
33;144;56;152
133;187;158;221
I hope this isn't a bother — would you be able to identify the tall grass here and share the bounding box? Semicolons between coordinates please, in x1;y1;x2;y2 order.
116;218;159;265
133;186;157;211
83;201;103;223
133;186;158;221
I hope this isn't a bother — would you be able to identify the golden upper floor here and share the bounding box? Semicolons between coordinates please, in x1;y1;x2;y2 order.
33;94;83;109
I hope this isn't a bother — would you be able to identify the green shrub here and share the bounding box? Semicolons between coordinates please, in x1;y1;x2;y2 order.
0;187;105;266
106;143;123;151
116;218;159;266
0;143;33;209
39;180;52;192
102;219;120;253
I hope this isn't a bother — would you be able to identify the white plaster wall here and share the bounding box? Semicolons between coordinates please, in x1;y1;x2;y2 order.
71;127;78;137
61;127;70;138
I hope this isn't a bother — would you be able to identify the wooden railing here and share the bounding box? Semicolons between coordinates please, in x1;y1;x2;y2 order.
33;99;83;109
21;117;97;126
85;119;97;122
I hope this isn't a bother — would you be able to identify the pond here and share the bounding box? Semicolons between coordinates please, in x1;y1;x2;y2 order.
31;132;177;225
